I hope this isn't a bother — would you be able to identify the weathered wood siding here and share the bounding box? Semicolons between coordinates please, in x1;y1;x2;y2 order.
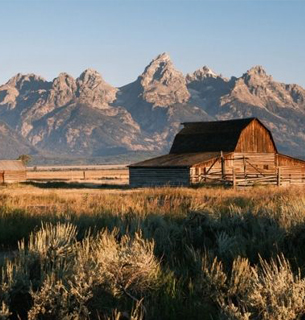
235;119;276;153
277;154;305;167
190;152;305;186
190;158;222;183
276;154;305;185
232;153;276;173
129;167;190;187
190;153;278;185
0;170;27;183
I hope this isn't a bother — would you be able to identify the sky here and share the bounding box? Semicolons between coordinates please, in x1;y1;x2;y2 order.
0;0;304;87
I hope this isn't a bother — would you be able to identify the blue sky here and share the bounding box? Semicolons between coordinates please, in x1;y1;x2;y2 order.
0;0;304;87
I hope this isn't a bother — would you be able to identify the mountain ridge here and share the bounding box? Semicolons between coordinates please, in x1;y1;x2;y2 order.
0;53;305;161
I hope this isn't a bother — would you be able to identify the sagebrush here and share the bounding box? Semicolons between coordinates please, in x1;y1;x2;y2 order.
1;185;305;319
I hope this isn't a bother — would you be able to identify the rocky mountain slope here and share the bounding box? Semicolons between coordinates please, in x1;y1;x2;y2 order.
0;53;305;160
0;71;153;157
0;120;37;159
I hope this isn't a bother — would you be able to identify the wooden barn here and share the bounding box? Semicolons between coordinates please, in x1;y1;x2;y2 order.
0;160;27;184
129;118;305;187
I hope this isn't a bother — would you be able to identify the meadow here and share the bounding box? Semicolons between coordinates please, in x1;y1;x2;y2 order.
1;182;305;319
27;165;129;185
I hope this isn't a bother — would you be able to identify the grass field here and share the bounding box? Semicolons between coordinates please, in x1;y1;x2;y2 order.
1;182;305;319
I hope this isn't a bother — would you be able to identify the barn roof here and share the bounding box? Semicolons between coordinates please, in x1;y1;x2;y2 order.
0;160;26;171
129;152;227;168
170;117;259;154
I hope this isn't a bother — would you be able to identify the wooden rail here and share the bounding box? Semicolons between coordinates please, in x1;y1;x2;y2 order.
196;170;305;188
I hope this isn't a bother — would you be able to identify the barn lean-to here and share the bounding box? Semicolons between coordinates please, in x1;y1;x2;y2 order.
129;118;305;187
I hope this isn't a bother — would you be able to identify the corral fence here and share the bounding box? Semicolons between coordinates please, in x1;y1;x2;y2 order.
196;169;305;188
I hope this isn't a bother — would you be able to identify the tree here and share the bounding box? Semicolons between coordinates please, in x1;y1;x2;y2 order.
17;154;32;165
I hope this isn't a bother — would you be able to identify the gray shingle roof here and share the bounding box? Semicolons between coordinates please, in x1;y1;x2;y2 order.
0;160;26;171
129;152;228;167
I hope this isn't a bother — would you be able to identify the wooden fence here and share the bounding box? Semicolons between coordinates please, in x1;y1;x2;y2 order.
195;168;305;188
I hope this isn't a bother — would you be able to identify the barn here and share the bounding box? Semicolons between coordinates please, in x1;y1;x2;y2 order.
129;118;305;187
0;160;27;183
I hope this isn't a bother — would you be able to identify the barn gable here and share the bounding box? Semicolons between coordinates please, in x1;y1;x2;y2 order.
235;119;277;153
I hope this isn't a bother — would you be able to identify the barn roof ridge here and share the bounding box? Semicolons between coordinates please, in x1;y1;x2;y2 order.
181;117;257;126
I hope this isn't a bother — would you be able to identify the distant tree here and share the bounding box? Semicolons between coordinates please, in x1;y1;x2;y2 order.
17;154;32;165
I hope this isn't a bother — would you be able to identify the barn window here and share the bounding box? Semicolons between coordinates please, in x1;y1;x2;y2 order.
263;165;269;170
195;167;199;175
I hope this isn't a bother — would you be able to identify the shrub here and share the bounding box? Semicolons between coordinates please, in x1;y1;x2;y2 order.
1;223;160;319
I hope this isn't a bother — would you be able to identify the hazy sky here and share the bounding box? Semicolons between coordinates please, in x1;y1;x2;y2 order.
0;0;304;87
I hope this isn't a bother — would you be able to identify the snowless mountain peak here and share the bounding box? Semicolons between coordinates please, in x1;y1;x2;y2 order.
6;73;47;88
53;73;75;85
80;68;101;76
247;65;268;76
56;72;75;80
199;66;217;76
75;69;117;107
154;52;171;62
138;52;190;106
2;73;49;99
242;65;272;86
141;52;174;81
186;66;220;83
52;73;76;93
77;68;104;84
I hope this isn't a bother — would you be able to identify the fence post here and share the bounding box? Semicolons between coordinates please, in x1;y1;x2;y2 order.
277;167;281;186
220;151;226;180
243;156;246;179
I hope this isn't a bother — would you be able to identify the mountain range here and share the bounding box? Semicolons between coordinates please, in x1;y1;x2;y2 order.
0;53;305;162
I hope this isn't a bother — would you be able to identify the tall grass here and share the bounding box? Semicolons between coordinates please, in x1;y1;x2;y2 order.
1;185;305;319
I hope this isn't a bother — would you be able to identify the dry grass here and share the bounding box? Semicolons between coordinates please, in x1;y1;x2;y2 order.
27;167;129;185
1;184;305;319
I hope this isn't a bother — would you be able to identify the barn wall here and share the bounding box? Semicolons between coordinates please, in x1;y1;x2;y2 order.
276;154;305;185
191;152;305;186
235;120;276;153
190;158;222;183
232;153;276;174
0;170;27;183
129;167;190;187
277;154;305;167
190;153;276;183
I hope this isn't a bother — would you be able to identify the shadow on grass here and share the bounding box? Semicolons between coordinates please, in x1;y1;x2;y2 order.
0;203;294;267
23;181;130;190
